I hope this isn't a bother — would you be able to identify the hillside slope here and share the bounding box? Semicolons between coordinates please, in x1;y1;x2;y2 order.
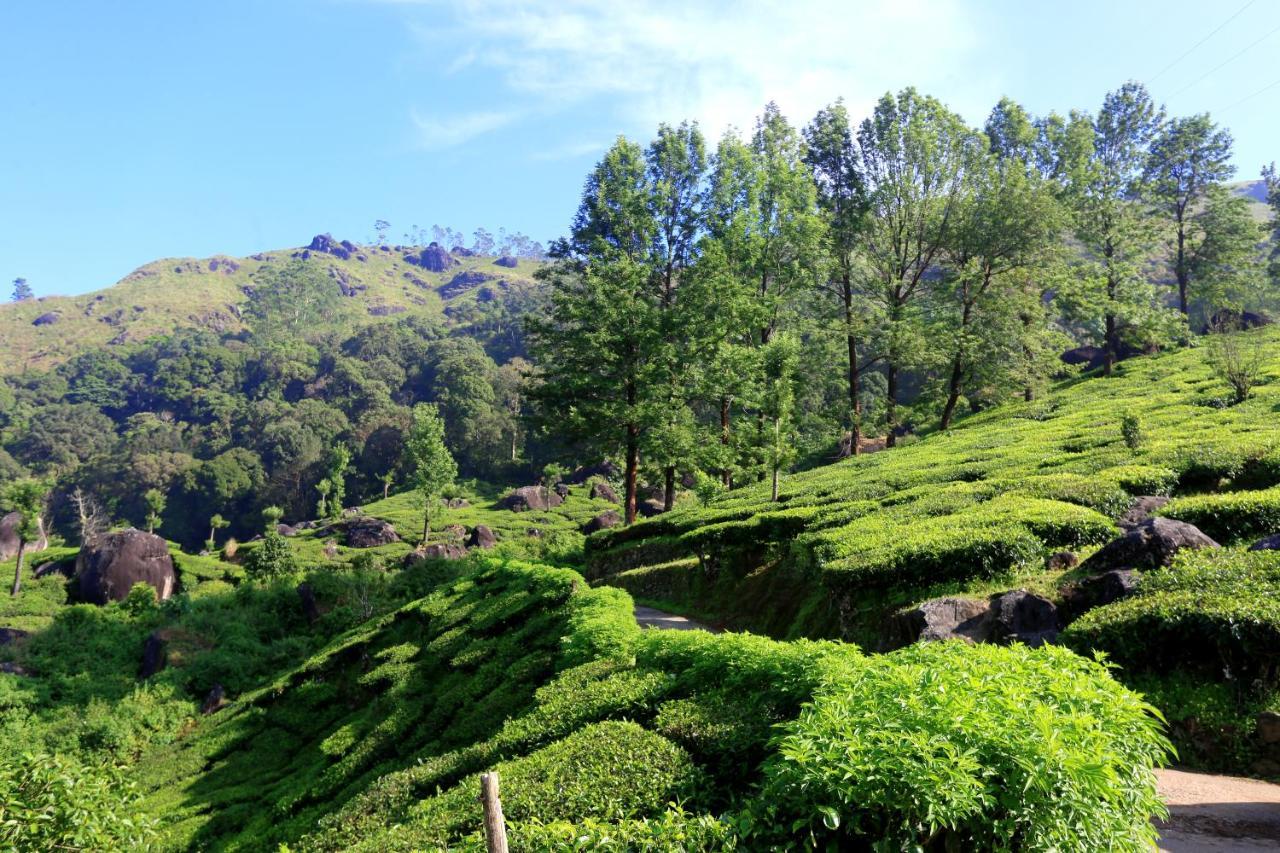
0;239;542;375
588;325;1280;776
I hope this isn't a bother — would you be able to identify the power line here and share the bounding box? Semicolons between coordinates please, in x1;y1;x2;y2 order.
1167;20;1280;98
1145;0;1257;85
1215;75;1280;113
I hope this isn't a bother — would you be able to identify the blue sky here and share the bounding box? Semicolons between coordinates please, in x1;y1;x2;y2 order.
3;0;1278;296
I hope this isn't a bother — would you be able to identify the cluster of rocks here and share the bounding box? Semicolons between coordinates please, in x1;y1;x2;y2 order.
405;243;458;272
885;512;1221;650
307;233;357;260
403;523;498;564
438;270;493;299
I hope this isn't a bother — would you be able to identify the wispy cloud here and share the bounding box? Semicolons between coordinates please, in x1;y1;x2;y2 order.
529;139;608;161
383;0;994;147
410;108;519;149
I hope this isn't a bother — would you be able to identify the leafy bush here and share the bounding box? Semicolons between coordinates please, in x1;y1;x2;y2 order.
744;643;1170;852
1158;486;1280;543
243;530;299;580
1063;550;1280;682
1121;412;1145;451
0;751;158;850
495;808;736;851
407;722;701;845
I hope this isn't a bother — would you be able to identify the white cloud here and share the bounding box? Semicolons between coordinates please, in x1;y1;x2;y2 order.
529;139;608;161
410;108;519;149
381;0;998;148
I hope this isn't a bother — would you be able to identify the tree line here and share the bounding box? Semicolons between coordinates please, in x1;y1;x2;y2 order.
528;83;1278;523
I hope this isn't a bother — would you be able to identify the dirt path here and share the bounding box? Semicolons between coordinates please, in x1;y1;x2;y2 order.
633;605;720;632
1156;768;1280;851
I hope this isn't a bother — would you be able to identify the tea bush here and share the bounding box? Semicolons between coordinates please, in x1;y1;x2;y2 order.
1158;485;1280;543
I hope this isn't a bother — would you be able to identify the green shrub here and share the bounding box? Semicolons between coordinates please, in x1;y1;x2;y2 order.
1062;589;1280;683
243;531;299;581
744;643;1169;852
496;808;737;851
1158;486;1280;543
1099;464;1177;496
409;722;701;844
1121;412;1145;451
0;752;158;850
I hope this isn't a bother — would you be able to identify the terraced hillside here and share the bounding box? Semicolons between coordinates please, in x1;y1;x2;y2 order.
0;239;542;375
588;325;1280;776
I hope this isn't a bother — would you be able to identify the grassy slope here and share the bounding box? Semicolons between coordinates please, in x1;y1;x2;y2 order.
0;244;542;375
588;326;1280;644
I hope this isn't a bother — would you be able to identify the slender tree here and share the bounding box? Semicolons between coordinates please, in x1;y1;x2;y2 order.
1068;82;1169;375
856;89;975;444
528;137;663;524
935;99;1063;429
1145;114;1235;315
143;488;166;535
4;479;48;597
760;334;799;500
804;101;876;453
10;278;32;302
404;404;456;545
207;513;229;552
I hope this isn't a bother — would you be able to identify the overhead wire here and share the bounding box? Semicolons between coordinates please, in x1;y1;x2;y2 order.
1167;20;1280;98
1145;0;1257;84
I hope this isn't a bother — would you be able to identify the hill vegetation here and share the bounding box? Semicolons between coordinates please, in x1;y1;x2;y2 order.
1;78;1279;849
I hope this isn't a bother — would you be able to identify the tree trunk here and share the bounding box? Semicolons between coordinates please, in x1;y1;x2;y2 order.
10;540;24;597
1104;310;1117;377
421;505;431;546
940;299;973;431
663;466;675;512
770;417;781;501
1176;215;1189;315
844;276;861;456
885;361;898;448
720;396;732;488
383;481;390;500
624;425;639;525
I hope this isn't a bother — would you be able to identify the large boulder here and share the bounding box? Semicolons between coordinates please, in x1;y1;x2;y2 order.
1117;496;1170;530
583;511;621;535
332;517;400;548
501;486;563;512
0;512;47;561
0;628;29;646
467;525;496;549
408;543;467;562
637;499;666;518
1248;534;1280;552
438;270;492;298
75;529;176;605
1080;517;1219;572
406;243;457;272
590;481;619;503
307;233;352;260
32;312;60;327
566;461;621;485
494;255;519;268
1059;569;1139;623
882;597;992;650
988;590;1059;647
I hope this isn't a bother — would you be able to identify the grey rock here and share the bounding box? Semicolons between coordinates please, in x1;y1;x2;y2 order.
1046;551;1079;570
501;486;563;512
0;511;48;561
1248;534;1280;552
1080;517;1218;572
988;589;1059;646
467;525;496;549
330;517;400;549
583;511;621;534
883;597;992;650
0;628;29;645
590;481;619;503
495;255;518;268
75;529;176;605
1117;496;1171;530
201;683;225;714
32;312;60;326
637;499;666;518
139;631;165;679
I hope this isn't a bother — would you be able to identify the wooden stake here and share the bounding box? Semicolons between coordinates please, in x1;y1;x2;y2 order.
480;772;508;853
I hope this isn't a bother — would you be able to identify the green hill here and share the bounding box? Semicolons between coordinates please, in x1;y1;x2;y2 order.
587;325;1280;775
0;239;543;376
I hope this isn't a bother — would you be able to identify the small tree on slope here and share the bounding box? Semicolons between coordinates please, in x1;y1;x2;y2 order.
405;404;457;546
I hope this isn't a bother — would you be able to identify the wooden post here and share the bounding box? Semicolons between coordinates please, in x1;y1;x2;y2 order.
480;772;508;853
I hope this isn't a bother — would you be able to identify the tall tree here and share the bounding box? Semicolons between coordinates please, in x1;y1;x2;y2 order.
10;278;32;302
856;89;975;444
404;403;456;545
935;99;1063;429
4;479;48;597
1187;184;1267;318
804;101;875;453
1145;114;1235;315
1068;82;1169;375
529;137;662;524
